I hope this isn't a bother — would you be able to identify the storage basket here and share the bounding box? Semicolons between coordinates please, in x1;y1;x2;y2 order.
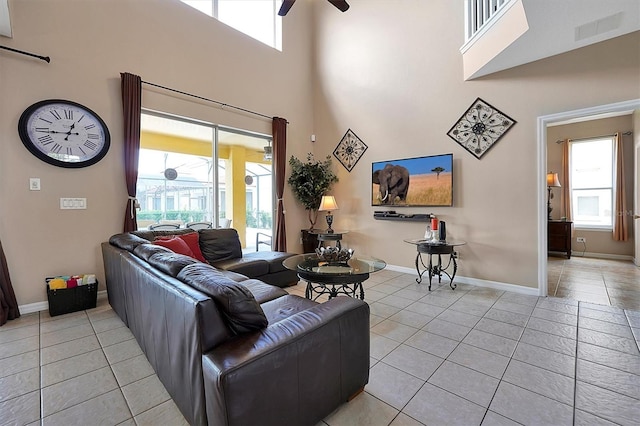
46;278;98;316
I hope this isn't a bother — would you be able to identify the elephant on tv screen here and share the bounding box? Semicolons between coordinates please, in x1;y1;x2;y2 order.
373;164;410;205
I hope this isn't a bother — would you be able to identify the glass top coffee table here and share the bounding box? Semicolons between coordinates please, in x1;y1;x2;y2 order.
283;253;386;301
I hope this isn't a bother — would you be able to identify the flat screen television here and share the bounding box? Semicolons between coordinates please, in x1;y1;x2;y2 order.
371;153;453;207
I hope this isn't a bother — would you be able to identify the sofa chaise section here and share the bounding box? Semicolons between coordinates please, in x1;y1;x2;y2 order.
102;232;370;425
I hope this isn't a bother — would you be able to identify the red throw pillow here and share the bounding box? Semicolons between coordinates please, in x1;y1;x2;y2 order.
177;232;207;263
152;236;195;258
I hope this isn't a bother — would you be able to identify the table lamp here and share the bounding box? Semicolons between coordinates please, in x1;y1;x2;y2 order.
318;195;339;233
547;172;561;220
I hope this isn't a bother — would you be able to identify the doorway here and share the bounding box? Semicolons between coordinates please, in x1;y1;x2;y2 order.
537;99;640;301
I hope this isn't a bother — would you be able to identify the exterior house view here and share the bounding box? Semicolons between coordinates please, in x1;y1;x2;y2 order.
0;0;639;425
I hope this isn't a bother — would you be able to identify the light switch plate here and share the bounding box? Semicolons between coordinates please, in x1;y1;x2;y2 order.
60;198;87;209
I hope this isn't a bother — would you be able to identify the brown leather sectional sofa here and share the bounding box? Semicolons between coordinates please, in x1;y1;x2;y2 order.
102;229;370;426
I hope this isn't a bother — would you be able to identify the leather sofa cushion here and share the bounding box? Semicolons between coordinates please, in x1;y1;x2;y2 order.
177;263;268;334
198;229;242;262
243;251;295;274
211;257;269;278
260;295;317;324
109;233;149;252
133;228;195;241
259;270;299;288
219;270;249;282
240;279;288;304
133;243;172;262
147;252;199;278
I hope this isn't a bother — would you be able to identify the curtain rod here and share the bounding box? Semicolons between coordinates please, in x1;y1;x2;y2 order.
142;80;286;123
0;45;50;63
555;131;632;144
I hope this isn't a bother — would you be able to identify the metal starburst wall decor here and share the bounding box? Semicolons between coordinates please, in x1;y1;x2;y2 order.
447;98;516;159
333;128;368;172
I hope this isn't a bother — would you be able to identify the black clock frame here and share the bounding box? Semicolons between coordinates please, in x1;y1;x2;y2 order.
18;99;111;169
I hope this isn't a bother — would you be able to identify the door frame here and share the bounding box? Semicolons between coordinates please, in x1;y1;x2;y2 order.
536;99;640;296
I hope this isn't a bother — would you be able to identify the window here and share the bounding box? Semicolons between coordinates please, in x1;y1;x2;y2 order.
180;0;282;50
166;196;175;210
570;137;614;228
137;112;274;251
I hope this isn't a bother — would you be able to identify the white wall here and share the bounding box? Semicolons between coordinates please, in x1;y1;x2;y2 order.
2;0;639;306
312;0;640;289
0;0;315;305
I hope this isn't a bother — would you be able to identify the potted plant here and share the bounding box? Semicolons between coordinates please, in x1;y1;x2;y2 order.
288;153;338;251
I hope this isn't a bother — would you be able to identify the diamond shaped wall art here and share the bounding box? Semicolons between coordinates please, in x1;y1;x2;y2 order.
447;98;516;159
333;128;368;172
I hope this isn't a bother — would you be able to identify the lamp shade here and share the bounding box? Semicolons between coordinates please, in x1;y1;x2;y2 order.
546;172;561;187
318;195;339;211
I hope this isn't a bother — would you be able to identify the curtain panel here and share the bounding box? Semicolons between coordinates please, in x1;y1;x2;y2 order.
272;117;288;252
0;239;20;326
560;139;572;222
613;132;628;241
121;73;142;232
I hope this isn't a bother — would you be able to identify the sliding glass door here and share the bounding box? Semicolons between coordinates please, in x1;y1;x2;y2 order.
136;112;273;251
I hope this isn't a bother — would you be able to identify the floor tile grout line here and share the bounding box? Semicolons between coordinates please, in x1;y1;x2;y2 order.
85;311;137;422
39;308;136;424
476;299;541;426
4;267;637;426
572;302;583;424
427;292;519;424
38;311;43;426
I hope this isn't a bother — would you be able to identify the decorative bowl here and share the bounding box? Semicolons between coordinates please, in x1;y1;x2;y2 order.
315;246;354;262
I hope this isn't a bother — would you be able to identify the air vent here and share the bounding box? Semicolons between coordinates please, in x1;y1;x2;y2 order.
575;12;623;41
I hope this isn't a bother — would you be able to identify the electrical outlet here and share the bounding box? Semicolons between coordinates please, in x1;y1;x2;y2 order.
576;237;586;243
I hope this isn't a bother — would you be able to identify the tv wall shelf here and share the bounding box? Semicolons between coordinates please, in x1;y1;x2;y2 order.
373;212;431;222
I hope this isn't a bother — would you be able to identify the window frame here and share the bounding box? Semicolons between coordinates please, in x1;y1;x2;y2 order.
180;0;283;51
569;136;615;231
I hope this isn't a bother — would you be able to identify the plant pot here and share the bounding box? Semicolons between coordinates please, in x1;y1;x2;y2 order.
301;229;320;253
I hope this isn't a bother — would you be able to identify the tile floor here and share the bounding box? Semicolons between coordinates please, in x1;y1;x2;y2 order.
1;266;639;425
548;256;640;310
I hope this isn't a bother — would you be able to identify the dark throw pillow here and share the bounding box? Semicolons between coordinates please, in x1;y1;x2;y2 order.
198;229;242;263
177;263;268;334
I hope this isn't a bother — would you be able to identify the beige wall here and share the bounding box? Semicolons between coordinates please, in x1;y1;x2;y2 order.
2;0;640;307
547;116;635;257
0;0;315;305
312;0;640;288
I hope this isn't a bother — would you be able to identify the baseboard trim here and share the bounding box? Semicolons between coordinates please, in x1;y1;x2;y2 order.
18;290;108;315
385;264;539;296
454;276;539;296
570;252;634;262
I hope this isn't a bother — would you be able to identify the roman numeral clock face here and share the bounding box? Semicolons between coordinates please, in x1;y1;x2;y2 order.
18;99;110;168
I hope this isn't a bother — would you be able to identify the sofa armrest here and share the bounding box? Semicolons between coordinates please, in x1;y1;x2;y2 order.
202;296;369;426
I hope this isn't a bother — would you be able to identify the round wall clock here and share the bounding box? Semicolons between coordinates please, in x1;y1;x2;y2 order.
18;99;110;168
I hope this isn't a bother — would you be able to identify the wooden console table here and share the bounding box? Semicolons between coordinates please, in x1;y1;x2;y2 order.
548;221;572;259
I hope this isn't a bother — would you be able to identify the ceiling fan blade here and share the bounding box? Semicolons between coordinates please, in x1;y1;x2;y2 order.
278;0;296;16
327;0;350;12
